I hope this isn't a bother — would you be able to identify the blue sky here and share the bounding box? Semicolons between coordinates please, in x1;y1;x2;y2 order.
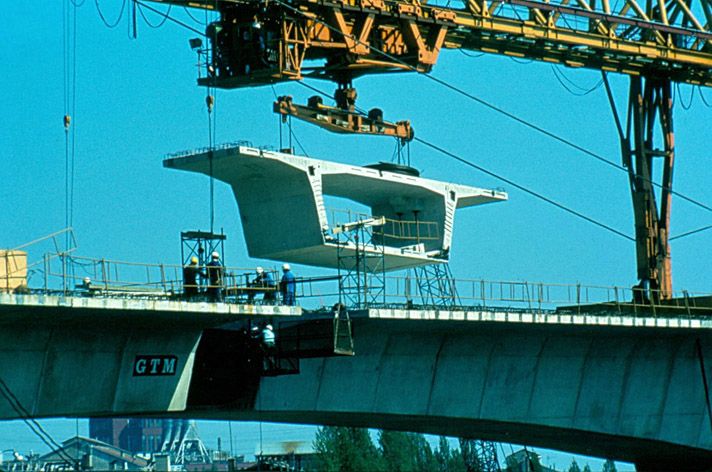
1;1;710;469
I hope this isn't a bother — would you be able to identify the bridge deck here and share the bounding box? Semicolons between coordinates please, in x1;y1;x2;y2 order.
2;292;709;331
362;307;712;329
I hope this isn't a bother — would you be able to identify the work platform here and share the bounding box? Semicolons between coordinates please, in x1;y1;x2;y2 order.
0;292;300;325
164;144;507;270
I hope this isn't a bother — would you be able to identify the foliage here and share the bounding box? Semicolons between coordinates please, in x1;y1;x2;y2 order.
379;430;438;472
314;428;470;472
313;426;383;472
602;460;617;472
434;436;467;472
567;459;582;472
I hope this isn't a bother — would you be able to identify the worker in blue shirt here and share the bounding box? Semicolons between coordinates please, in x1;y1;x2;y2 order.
280;263;296;306
249;266;276;303
206;251;224;302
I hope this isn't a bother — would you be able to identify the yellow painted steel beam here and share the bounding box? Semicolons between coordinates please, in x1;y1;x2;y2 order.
146;0;712;86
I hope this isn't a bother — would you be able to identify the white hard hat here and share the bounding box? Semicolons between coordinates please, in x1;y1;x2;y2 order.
83;277;91;284
265;324;273;330
282;263;290;271
256;266;264;274
211;251;219;259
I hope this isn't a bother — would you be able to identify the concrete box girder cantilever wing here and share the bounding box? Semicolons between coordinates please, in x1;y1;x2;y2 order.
164;145;507;270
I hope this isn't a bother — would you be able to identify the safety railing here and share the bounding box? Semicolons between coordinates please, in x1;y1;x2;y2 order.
1;228;77;294
32;253;295;304
298;273;712;318
4;245;711;318
326;207;440;243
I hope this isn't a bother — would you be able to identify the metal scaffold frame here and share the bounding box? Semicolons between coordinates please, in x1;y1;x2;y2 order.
411;262;461;308
335;217;386;309
180;230;226;292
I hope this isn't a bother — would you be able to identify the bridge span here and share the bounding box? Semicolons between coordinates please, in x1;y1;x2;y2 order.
1;294;711;470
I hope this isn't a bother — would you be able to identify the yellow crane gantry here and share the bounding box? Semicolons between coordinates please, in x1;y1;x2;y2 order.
148;0;712;300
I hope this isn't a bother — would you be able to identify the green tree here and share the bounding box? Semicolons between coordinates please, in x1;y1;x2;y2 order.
378;430;437;471
582;465;592;472
435;436;466;472
567;459;582;472
602;460;618;472
313;426;383;472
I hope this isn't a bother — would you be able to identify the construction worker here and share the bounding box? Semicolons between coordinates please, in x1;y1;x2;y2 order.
280;263;296;306
183;257;203;299
248;266;276;303
206;251;224;302
261;323;275;348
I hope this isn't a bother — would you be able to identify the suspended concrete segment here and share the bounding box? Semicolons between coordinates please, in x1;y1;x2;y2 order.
163;145;507;270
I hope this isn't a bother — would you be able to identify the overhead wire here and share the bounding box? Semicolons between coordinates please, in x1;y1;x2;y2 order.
670;224;712;241
184;6;208;25
458;48;485;58
133;1;206;36
551;66;603;96
271;0;712;227
0;377;78;466
137;2;172;28
676;82;695;110
295;79;635;241
95;0;127;28
415;137;635;241
699;86;711;107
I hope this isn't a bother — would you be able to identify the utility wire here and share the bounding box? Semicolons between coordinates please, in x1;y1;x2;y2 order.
551;65;602;96
415;136;635;241
134;1;206;36
699;86;711;107
295;80;634;241
137;2;172;28
670;224;712;241
676;82;695;110
273;0;712;219
0;378;77;466
95;0;127;28
184;6;207;25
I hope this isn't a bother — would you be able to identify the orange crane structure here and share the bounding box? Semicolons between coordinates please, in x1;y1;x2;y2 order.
147;0;712;299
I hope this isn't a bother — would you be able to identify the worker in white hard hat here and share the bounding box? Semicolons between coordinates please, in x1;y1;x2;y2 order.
183;256;203;300
206;251;224;302
261;323;276;348
248;266;276;304
80;276;93;295
280;263;296;306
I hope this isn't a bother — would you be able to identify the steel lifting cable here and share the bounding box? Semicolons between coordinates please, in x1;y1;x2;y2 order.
296;81;635;241
63;0;78;258
207;92;216;234
273;0;712;218
270;84;310;156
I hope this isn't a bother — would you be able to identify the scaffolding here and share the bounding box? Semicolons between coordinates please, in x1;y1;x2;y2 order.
180;230;226;293
335;217;386;309
411;263;460;308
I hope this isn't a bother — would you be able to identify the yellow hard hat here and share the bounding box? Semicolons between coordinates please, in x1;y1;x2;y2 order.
191;256;199;264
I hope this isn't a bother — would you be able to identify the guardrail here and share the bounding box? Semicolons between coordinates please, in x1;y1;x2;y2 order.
3;247;711;318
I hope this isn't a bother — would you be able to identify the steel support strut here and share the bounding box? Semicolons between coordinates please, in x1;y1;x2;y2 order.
622;76;675;300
